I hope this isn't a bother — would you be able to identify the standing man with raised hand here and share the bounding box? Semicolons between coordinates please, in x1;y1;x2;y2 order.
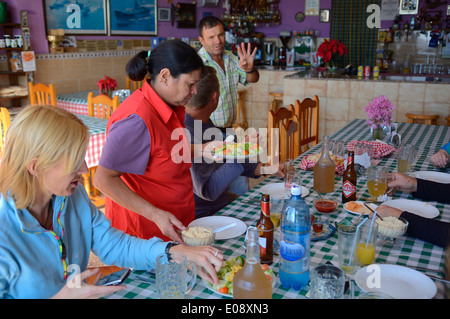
197;15;260;132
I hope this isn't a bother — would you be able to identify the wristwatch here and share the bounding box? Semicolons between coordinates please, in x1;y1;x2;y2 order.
165;241;179;255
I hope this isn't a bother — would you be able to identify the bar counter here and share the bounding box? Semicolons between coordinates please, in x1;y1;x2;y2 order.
281;69;450;138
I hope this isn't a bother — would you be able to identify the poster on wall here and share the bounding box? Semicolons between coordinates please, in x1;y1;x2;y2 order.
305;0;320;16
43;0;108;34
399;0;419;15
381;0;399;21
109;0;157;35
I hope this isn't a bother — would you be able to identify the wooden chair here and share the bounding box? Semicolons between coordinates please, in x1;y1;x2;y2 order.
83;93;119;208
0;107;11;154
267;105;299;164
446;115;450;126
87;92;119;119
405;113;440;125
126;76;149;93
28;82;57;106
232;90;248;130
269;92;284;112
293;96;319;154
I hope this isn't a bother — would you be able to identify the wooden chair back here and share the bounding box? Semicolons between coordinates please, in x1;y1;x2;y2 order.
88;92;119;119
232;90;248;130
28;82;57;106
126;76;149;93
267;105;299;164
0;107;11;154
293;96;319;154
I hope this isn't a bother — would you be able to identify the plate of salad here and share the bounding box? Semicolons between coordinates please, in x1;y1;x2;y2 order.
213;142;261;160
204;256;275;297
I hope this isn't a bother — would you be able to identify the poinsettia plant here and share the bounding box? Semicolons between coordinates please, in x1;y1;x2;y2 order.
316;39;348;68
97;75;118;96
365;95;396;129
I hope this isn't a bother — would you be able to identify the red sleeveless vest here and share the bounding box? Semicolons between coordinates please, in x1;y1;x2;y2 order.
104;81;194;240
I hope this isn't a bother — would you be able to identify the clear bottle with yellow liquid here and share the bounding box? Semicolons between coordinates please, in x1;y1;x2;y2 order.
314;136;335;194
233;227;272;299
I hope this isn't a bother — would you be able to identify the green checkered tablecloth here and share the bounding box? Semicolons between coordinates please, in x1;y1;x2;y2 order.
108;119;449;299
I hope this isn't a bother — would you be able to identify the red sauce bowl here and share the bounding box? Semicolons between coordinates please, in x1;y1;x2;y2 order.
313;199;338;213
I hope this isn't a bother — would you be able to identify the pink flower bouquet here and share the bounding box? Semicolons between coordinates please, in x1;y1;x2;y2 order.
365;95;395;129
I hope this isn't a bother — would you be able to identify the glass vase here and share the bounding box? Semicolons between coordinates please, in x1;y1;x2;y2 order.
372;126;383;140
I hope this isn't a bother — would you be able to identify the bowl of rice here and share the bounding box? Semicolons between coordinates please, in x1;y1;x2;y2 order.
182;226;215;246
375;216;408;238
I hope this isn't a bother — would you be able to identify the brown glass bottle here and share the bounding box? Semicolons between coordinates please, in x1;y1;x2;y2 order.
256;194;274;265
342;151;357;203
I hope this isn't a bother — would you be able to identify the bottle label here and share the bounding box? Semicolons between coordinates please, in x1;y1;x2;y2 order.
342;180;356;198
279;240;305;262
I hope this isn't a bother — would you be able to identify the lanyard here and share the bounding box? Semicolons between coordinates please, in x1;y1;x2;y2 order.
24;196;68;280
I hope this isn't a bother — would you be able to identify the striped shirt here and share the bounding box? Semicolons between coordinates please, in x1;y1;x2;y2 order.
197;47;248;128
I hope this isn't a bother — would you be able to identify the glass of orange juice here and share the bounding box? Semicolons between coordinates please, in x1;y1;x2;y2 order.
357;221;378;266
367;166;388;201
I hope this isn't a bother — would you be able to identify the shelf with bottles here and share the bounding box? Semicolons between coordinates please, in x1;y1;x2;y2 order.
0;10;30;108
221;0;281;28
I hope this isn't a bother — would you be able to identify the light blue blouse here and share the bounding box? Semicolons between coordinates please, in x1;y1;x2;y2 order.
0;184;168;299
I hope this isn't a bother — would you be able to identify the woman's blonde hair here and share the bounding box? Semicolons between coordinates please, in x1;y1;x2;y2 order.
0;105;89;209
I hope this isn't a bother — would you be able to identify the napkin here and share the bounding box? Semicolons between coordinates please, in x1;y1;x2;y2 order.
354;152;371;168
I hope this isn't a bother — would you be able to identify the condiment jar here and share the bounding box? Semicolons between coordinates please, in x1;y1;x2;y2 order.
15;35;22;48
10;38;17;48
4;35;10;47
0;39;5;48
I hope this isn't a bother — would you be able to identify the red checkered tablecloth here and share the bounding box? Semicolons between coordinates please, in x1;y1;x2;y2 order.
75;114;108;168
57;91;98;117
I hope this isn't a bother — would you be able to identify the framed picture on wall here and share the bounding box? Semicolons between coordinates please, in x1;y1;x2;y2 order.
43;0;108;34
109;0;157;35
158;8;171;22
399;0;419;15
319;9;330;23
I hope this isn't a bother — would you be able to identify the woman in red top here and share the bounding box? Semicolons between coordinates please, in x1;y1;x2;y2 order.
95;40;204;243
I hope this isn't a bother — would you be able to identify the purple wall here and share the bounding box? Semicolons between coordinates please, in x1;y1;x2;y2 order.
3;0;447;54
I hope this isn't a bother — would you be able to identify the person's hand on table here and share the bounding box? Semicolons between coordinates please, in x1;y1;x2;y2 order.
430;149;450;168
170;244;224;285
387;172;418;194
52;268;126;299
371;205;403;220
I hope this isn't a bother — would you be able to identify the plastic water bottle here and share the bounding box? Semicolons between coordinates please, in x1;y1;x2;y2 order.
279;185;311;290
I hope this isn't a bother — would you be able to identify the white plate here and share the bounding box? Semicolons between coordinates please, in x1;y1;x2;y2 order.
188;216;247;240
408;171;450;184
343;201;377;216
260;182;309;199
204;270;276;298
355;264;437;299
381;199;439;219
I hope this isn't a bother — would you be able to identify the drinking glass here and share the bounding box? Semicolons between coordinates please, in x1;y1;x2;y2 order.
310;264;345;299
284;171;298;197
357;221;378;266
269;194;284;228
337;225;360;274
396;144;417;173
155;252;197;299
367;166;388;201
331;140;345;157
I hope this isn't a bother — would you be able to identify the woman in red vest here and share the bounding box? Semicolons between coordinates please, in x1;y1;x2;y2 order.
95;40;204;244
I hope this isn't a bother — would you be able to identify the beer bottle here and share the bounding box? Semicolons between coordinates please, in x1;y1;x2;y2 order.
256;194;274;265
342;151;357;203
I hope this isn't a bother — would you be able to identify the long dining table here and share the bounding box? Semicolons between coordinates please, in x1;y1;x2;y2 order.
106;119;449;300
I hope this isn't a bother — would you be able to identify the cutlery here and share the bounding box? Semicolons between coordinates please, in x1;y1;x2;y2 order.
423;274;450;284
364;203;383;221
213;223;236;233
240;199;260;206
